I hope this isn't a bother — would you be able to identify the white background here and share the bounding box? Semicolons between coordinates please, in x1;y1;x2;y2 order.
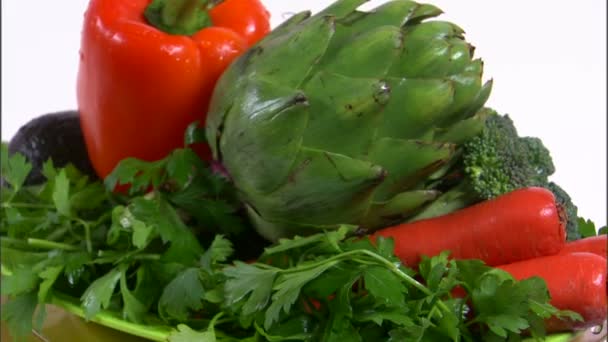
2;0;606;227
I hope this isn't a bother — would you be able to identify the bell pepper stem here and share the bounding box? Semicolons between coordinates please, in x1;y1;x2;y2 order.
162;0;204;27
145;0;215;36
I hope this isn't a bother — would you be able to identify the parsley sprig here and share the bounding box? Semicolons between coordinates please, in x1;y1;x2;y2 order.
221;227;580;341
1;143;580;341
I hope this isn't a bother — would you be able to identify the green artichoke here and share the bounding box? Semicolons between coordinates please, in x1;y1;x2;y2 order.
206;0;493;241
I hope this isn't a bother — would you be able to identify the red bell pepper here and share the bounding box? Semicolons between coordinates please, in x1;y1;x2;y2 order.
77;0;270;178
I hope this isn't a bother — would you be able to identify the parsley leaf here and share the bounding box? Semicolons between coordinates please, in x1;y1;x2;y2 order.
418;251;451;292
1;267;39;296
1;144;32;193
374;235;397;260
1;291;39;339
169;178;246;236
120;267;148;324
104;158;166;195
469;271;540;338
322;316;362;342
363;266;406;304
353;306;414;327
168;324;216;342
168;312;225;342
130;195;203;265
577;217;607;237
304;264;360;299
200;235;234;272
166;149;205;189
158;268;205;322
184;121;207;146
52;169;71;216
70;182;108;211
80;267;122;320
224;262;278;307
38;266;64;302
131;220;154;249
264;261;339;330
241;270;275;317
264;225;353;256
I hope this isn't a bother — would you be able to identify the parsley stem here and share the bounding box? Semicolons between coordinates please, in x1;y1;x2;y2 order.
74;218;93;253
1;202;55;209
211;318;233;326
280;249;431;295
27;238;79;251
133;254;162;261
356;250;429;292
46;226;69;241
50;294;173;341
427;305;440;320
92;253;162;264
278;250;359;274
90;257;121;264
1;237;30;249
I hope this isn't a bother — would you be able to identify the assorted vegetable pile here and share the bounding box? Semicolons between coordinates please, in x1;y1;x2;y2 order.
1;0;606;341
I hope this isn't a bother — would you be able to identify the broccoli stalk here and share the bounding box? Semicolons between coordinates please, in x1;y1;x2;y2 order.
412;109;580;240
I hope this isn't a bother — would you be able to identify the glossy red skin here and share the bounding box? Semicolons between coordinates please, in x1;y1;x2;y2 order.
372;187;567;268
210;0;271;46
559;235;607;258
499;252;607;332
77;0;270;178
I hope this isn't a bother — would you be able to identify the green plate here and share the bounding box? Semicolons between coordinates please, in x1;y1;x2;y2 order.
2;294;582;342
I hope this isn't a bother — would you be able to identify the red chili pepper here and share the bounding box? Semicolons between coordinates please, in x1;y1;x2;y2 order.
77;0;270;178
372;187;567;268
559;235;607;258
498;252;607;332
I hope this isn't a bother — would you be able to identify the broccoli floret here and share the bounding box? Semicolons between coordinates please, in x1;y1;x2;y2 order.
545;182;580;241
411;109;574;222
520;137;555;182
462;112;555;197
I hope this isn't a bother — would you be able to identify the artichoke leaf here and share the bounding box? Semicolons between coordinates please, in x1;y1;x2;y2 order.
445;76;489;124
249;148;385;228
338;1;421;28
317;0;370;18
368;138;456;201
246;15;335;89
320;25;404;78
302;72;389;157
380;78;454;140
390;22;469;78
444;38;475;75
245;204;344;242
461;79;493;121
362;190;441;229
405;3;444;25
259;11;312;44
324;1;426;58
206;52;260;157
220;78;309;195
435;107;492;145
